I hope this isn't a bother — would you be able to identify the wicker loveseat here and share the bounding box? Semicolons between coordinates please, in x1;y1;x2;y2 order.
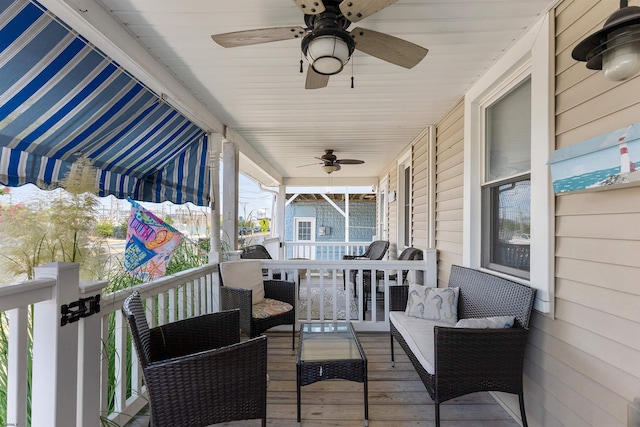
389;265;536;427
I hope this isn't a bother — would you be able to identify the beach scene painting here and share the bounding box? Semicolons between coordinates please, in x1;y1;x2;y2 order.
549;122;640;194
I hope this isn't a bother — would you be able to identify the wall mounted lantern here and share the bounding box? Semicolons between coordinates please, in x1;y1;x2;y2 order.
572;0;640;81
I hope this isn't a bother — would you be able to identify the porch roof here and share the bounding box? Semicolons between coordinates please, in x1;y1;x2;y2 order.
0;0;210;206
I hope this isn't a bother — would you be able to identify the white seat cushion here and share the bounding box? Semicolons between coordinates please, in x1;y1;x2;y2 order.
390;311;452;375
220;260;265;304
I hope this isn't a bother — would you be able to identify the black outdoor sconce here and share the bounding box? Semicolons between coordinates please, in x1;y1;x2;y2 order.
572;0;640;81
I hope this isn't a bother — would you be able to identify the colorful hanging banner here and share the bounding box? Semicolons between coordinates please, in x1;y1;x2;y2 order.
124;197;183;280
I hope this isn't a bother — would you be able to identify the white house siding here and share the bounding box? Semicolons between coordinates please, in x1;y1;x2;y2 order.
412;131;430;251
434;100;464;287
516;1;640;426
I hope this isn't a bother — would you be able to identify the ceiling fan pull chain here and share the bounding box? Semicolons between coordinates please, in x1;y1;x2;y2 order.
351;57;355;88
300;57;304;73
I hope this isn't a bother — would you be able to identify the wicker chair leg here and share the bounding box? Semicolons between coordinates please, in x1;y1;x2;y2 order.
390;333;395;367
292;322;296;351
435;402;440;427
519;392;528;427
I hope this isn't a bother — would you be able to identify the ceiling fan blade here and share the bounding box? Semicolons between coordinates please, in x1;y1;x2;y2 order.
297;162;323;167
211;26;306;48
336;159;365;165
291;0;325;15
339;0;398;22
351;27;428;69
305;67;330;89
334;164;342;171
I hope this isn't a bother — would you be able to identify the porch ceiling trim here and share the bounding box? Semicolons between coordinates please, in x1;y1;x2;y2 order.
0;0;211;205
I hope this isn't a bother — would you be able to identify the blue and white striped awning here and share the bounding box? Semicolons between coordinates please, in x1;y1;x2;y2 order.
0;0;210;206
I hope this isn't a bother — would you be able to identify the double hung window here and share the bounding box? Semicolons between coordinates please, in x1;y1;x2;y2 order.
482;78;531;279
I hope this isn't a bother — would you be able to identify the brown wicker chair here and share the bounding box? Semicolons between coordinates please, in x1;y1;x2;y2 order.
389;265;536;427
122;291;267;427
220;260;297;349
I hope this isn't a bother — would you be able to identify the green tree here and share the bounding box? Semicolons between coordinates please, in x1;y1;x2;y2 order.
96;221;115;237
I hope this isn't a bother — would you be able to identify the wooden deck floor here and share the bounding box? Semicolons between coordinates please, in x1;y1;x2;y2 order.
128;330;520;427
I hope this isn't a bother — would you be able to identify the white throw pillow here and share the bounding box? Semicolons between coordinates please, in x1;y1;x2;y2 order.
220;260;265;304
404;285;459;324
455;316;515;329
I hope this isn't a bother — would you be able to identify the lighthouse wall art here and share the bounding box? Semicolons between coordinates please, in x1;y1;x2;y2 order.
549;122;640;194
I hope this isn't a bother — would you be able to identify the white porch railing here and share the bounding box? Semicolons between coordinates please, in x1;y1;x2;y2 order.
282;241;373;260
0;250;436;426
260;249;437;332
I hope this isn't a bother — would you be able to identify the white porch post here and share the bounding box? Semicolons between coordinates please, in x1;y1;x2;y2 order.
345;188;350;242
222;136;239;251
76;280;107;427
277;185;286;258
209;132;222;263
31;262;80;427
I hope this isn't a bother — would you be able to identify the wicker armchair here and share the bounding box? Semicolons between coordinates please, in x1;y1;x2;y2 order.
342;240;389;291
122;291;267;427
361;247;423;314
389;265;536;427
240;244;282;279
220;259;297;349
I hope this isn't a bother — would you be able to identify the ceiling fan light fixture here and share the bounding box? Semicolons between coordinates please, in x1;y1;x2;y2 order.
322;164;338;174
303;29;355;75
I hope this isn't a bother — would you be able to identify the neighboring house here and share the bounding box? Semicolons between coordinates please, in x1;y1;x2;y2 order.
377;2;640;426
284;192;376;259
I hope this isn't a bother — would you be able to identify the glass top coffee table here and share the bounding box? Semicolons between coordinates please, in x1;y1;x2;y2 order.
296;322;368;427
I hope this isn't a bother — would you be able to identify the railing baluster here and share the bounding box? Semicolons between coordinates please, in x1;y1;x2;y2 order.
6;308;28;427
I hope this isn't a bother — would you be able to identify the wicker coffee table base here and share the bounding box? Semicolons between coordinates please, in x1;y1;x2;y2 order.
296;322;368;427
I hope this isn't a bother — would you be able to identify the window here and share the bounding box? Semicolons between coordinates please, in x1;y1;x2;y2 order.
378;179;387;240
482;78;531;279
397;151;412;249
404;165;411;246
464;13;553;313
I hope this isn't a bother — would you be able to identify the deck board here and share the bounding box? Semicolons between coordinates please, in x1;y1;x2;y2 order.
126;331;519;427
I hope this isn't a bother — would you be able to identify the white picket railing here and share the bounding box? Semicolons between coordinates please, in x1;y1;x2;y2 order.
282;241;373;261
0;250;436;426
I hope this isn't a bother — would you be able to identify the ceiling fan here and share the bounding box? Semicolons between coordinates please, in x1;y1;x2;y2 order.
210;0;428;89
300;149;365;174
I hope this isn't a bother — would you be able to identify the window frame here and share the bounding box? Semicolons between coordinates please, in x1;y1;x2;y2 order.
481;76;532;280
378;178;388;240
397;150;412;249
463;12;554;314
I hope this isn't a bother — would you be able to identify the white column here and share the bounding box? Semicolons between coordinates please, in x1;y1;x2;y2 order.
209;132;222;263
277;185;286;258
345;188;350;242
222;137;239;251
76;280;107;427
32;262;80;427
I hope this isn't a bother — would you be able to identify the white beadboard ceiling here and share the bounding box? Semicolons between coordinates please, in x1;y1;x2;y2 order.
89;0;556;185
